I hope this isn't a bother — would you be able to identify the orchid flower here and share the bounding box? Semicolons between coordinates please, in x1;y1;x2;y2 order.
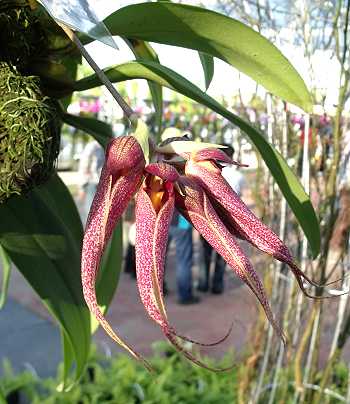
184;148;317;296
81;136;152;370
81;133;318;370
135;162;233;370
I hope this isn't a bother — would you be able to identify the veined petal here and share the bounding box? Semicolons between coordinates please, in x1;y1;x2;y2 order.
192;148;231;164
135;186;174;328
175;177;284;342
136;168;231;366
86;136;145;240
81;136;150;369
185;159;315;295
105;135;146;173
145;162;180;182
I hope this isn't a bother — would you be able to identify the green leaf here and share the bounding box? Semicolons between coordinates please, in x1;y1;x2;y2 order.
124;38;163;135
153;0;212;94
0;387;5;404
0;174;90;387
0;234;66;260
133;119;150;164
81;2;312;111
61;113;113;148
58;331;75;392
0;246;11;310
198;52;214;90
74;61;320;257
92;221;123;333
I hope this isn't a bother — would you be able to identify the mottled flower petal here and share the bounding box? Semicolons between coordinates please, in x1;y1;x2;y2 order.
191;148;232;164
136;167;231;365
145;162;180;182
135;185;173;329
185;157;316;296
175;177;285;342
81;136;151;369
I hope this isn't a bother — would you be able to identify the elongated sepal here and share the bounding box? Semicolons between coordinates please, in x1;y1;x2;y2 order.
81;136;149;367
192;148;248;167
145;162;179;182
185;158;315;296
136;170;230;353
193;148;233;164
135;187;173;327
175;177;285;342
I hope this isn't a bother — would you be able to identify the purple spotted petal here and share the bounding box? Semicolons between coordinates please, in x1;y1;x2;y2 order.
193;148;233;163
135;185;174;329
175;177;284;342
189;148;248;167
135;172;231;367
185;158;315;296
81;136;151;368
145;162;180;182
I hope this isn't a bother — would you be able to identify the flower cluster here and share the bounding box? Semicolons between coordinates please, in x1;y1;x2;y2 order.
81;135;315;370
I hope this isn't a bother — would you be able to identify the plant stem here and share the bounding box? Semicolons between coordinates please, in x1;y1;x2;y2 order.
58;23;136;124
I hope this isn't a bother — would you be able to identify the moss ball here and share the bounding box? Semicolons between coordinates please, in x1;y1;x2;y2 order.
0;63;61;202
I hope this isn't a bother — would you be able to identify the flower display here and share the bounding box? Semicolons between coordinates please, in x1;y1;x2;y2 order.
81;134;316;370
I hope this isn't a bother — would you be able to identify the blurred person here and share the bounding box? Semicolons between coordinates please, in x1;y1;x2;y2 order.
77;140;104;224
124;202;169;294
198;145;245;294
124;220;137;279
167;213;199;304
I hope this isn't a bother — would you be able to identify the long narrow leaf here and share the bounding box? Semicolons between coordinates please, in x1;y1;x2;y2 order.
124;38;163;136
0;234;66;259
61;113;113;148
0;387;5;404
198;52;214;90
74;61;320;257
81;2;312;111
60;330;75;391
0;246;11;310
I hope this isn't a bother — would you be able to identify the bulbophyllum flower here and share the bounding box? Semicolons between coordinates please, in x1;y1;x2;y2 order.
135;162;233;370
81;136;151;369
183;148;317;296
81;134;318;370
174;176;284;341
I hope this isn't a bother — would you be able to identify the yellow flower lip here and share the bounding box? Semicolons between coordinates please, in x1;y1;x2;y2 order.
147;176;166;213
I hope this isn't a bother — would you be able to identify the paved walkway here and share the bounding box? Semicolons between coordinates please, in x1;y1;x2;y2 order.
0;297;61;377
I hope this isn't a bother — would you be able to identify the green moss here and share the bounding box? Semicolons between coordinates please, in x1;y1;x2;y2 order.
0;63;61;202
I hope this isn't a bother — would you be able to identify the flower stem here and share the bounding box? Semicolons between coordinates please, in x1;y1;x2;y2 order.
58;22;136;124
